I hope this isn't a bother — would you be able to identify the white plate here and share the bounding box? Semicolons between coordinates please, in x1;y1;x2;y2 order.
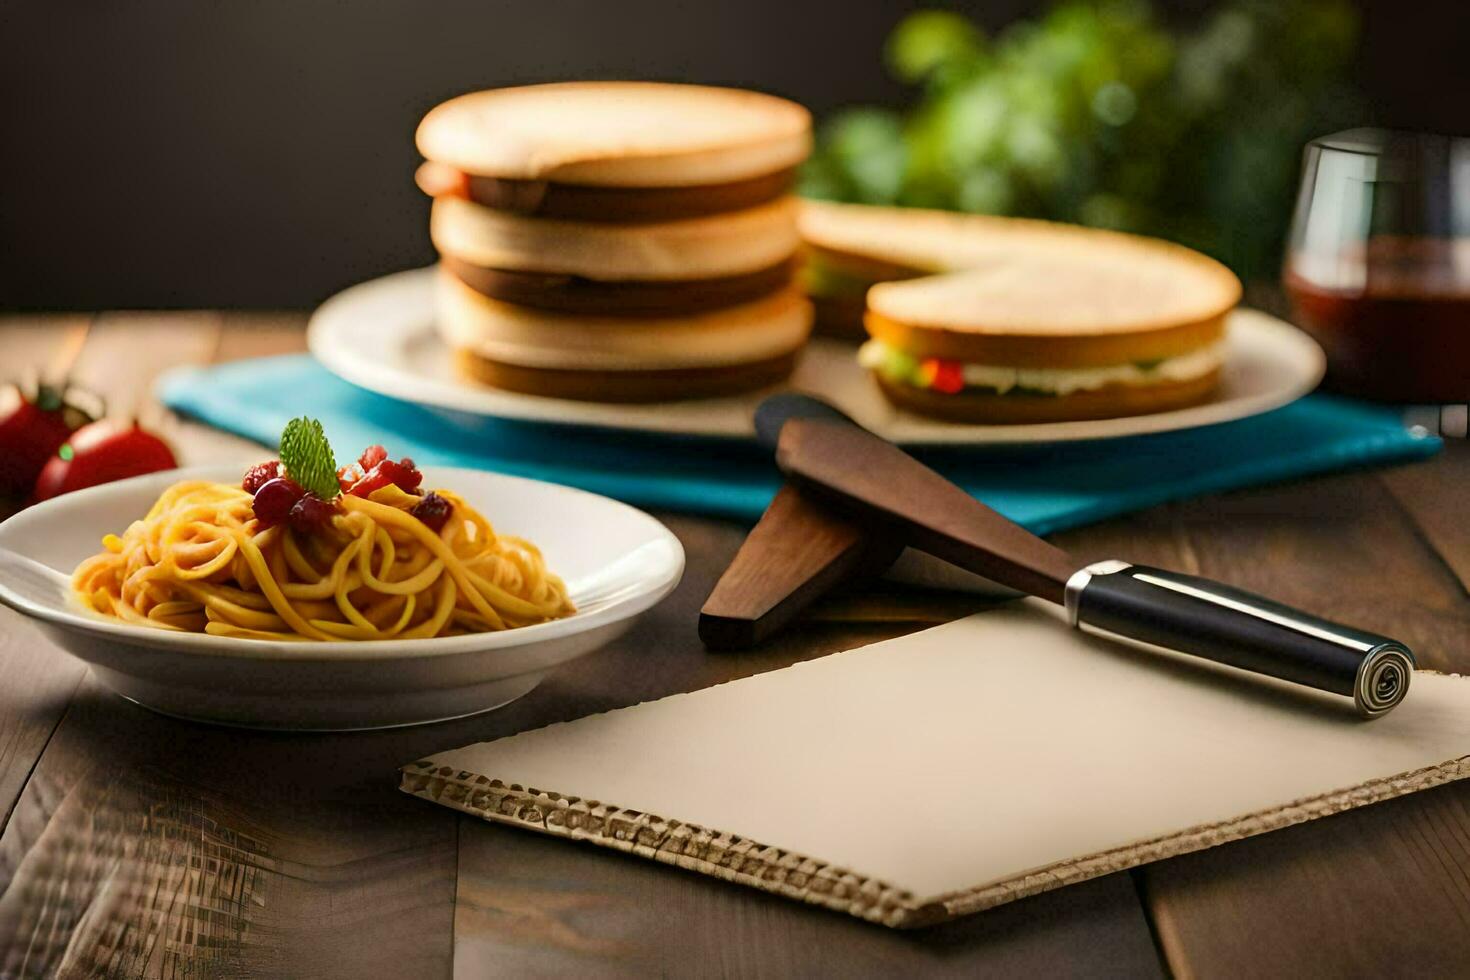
309;267;1325;445
0;466;684;731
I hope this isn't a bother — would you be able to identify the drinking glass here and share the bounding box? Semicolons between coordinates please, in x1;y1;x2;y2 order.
1284;128;1469;403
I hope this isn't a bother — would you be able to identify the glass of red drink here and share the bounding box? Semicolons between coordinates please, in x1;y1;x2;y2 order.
1284;129;1469;403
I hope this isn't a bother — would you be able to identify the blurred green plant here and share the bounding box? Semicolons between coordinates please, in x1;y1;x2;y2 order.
800;0;1361;279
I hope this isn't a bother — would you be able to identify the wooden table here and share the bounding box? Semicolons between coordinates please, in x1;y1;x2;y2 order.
1;313;1467;978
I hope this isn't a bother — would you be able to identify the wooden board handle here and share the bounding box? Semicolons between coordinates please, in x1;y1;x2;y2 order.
699;483;899;650
775;418;1076;604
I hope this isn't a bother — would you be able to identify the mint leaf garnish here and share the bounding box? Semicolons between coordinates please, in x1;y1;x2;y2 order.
279;417;340;499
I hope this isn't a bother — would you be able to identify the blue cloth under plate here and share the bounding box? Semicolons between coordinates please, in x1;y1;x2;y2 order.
158;354;1440;534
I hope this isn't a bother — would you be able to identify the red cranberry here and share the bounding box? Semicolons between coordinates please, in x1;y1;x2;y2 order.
387;458;422;492
241;460;280;494
287;493;338;534
252;476;304;528
358;444;388;470
410;491;453;533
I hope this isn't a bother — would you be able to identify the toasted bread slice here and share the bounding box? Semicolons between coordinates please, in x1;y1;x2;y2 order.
801;200;1236;291
418;82;811;187
865;251;1234;367
800;201;1239;363
867;252;1238;342
431;195;800;282
436;269;811;372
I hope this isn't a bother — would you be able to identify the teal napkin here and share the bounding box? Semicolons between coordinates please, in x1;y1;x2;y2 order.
158;354;1440;535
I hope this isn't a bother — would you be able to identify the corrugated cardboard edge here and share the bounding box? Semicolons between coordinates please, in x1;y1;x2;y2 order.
931;753;1470;923
400;752;1470;929
398;762;926;927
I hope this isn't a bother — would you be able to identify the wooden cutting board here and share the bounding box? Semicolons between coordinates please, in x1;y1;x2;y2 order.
401;600;1470;928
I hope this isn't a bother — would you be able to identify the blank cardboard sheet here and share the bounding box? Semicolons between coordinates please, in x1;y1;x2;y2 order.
402;600;1470;927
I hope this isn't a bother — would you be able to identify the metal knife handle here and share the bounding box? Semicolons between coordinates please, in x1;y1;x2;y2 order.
1066;562;1415;717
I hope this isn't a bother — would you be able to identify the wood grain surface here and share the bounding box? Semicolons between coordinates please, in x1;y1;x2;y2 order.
0;313;1465;978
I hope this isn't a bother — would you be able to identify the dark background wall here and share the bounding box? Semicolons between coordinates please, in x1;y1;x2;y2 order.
1;0;1466;311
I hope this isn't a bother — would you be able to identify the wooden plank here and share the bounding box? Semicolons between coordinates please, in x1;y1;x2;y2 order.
0;312;236;973
0;313;221;835
0;315;93;376
0;673;458;979
1127;469;1470;977
806;587;1000;624
74;311;221;429
1381;442;1470;595
213;311;308;361
0;317;97;829
452;821;1162;979
449;514;1165;976
1164;471;1469;673
1051;500;1200;576
1141;779;1470;978
0;617;85;836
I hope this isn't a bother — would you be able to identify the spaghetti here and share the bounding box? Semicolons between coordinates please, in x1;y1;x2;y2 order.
73;468;574;642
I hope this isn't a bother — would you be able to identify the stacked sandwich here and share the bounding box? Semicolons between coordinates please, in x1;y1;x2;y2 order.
800;201;1242;423
417;83;813;402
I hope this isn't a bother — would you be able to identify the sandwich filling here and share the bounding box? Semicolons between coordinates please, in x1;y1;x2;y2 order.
440;255;796;316
417;161;796;222
858;338;1225;397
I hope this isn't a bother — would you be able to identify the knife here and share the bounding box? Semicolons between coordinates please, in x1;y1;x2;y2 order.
765;394;1415;717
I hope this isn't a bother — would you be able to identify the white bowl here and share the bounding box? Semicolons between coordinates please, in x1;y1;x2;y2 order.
0;466;684;730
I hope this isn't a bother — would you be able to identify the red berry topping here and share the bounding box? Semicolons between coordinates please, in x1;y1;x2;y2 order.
358;444;387;470
287;492;338;534
252;476;304;528
345;465;389;498
389;458;422;492
242;460;281;495
346;457;422;497
410;491;453;533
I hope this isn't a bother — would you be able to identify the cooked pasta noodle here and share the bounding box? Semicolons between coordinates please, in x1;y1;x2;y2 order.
73;479;574;641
